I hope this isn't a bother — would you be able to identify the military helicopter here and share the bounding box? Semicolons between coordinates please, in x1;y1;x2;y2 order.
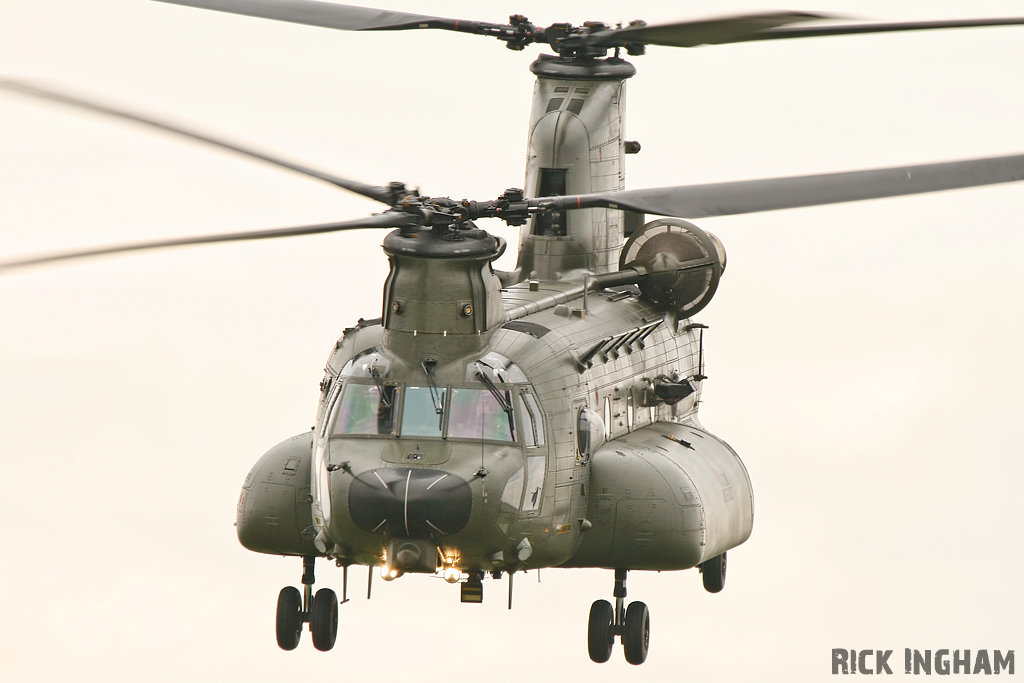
3;0;1024;671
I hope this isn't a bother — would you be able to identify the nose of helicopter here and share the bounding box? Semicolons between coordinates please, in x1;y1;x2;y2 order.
347;467;473;538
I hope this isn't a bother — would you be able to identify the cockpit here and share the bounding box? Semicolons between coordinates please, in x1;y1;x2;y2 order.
322;350;545;447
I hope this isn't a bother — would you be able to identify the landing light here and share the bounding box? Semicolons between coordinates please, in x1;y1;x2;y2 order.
443;567;461;584
380;566;402;581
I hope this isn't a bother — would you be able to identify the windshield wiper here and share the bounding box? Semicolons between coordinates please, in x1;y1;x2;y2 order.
370;360;392;408
474;363;516;442
474;367;510;412
422;359;445;431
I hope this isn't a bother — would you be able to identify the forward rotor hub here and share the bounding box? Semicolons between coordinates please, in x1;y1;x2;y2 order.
391;187;531;236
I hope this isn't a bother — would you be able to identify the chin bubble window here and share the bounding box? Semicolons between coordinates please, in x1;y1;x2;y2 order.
523;456;545;512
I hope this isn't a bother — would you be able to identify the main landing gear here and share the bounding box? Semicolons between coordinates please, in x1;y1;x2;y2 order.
699;551;726;593
276;556;340;652
588;568;650;665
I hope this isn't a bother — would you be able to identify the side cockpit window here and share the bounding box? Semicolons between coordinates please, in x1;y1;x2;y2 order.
330;383;398;436
517;392;544;447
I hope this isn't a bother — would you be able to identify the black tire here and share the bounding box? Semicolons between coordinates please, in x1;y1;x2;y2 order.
587;599;615;663
275;586;303;651
702;552;727;593
622;601;650;665
310;588;339;652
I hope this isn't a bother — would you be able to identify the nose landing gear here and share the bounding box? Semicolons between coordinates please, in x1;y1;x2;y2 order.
587;568;650;665
275;555;341;652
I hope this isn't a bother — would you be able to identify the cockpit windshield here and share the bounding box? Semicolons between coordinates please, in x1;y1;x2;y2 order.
330;383;398;436
448;388;515;442
328;381;527;443
401;386;444;438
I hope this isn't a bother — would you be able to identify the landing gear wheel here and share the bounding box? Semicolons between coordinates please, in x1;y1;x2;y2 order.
702;552;726;593
310;588;339;652
622;601;650;665
275;586;303;651
587;599;615;663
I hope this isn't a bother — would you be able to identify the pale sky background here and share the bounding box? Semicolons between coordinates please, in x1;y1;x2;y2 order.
1;1;1022;680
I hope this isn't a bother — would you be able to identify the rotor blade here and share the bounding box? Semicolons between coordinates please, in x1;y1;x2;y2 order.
728;17;1024;44
153;0;499;35
0;212;417;272
0;78;395;205
589;12;831;48
533;153;1024;219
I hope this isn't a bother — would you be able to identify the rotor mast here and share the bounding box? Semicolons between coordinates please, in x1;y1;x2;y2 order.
515;53;638;281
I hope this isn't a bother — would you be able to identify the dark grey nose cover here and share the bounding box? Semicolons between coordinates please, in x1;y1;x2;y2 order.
348;468;473;537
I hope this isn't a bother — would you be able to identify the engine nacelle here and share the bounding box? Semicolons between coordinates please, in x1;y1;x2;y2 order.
236;432;318;556
619;218;727;319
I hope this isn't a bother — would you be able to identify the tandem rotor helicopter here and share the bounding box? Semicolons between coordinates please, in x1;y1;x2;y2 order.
3;0;1024;669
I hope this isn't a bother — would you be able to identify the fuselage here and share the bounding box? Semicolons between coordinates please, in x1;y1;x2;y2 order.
238;262;753;575
236;54;753;579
